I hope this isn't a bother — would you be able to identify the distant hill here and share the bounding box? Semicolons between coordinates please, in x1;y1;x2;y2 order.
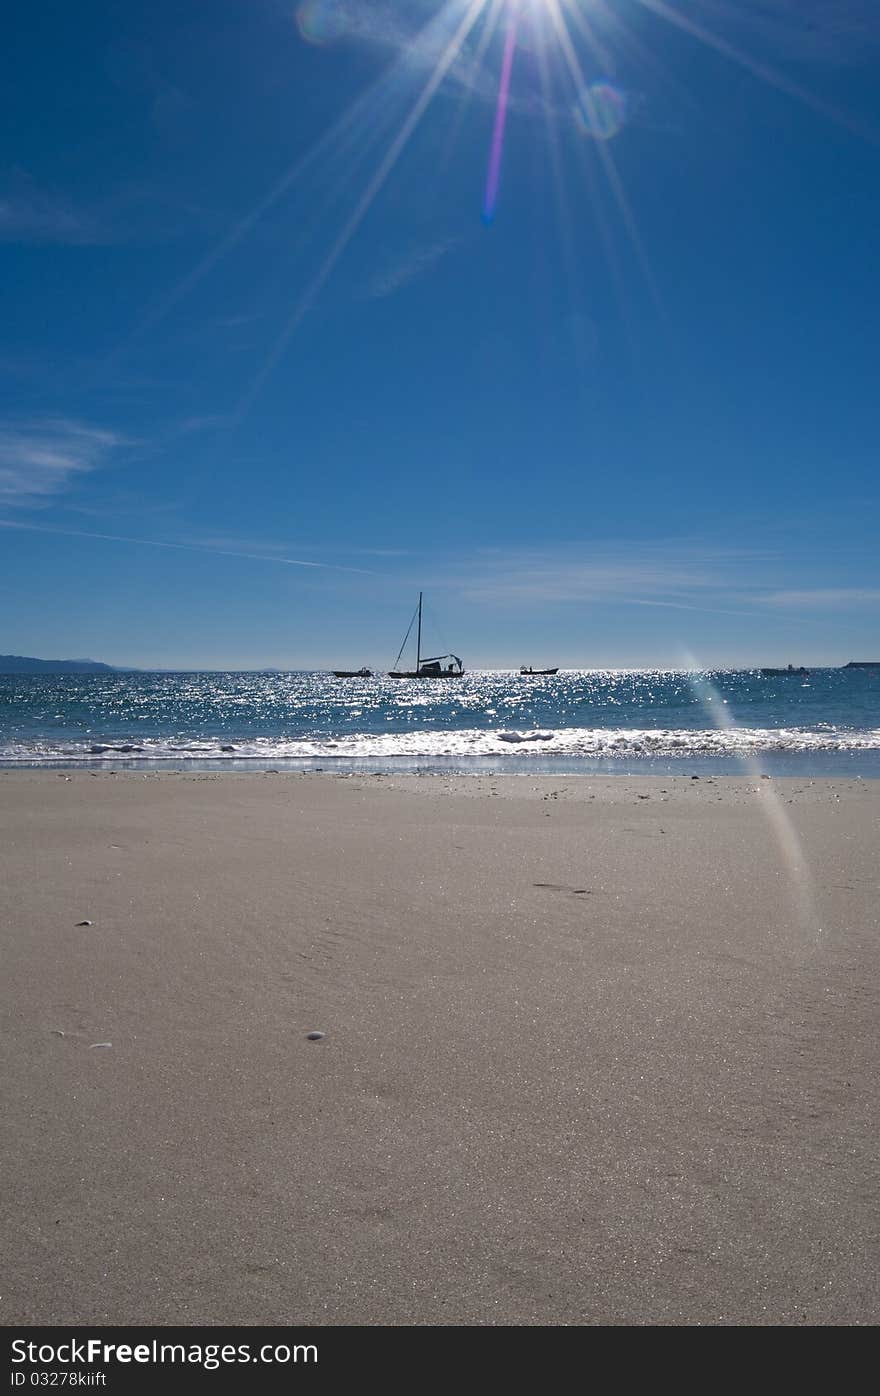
0;655;118;674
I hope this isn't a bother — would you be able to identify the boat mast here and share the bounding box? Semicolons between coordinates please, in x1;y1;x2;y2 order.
416;591;422;672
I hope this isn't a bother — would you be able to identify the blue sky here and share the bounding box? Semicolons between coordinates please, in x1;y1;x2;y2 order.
1;0;878;668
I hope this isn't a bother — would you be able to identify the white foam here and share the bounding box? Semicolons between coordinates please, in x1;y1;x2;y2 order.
2;725;880;764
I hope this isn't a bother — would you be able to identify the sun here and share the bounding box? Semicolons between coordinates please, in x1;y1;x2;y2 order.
144;0;862;410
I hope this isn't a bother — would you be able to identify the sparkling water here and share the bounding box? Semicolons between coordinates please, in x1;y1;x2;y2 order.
2;668;879;774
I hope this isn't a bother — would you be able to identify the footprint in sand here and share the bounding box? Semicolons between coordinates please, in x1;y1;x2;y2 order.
533;883;592;895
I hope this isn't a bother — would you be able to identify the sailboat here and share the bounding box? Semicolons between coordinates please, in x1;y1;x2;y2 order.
387;592;464;679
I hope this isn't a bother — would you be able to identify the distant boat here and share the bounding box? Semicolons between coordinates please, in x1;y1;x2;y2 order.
519;665;559;676
332;667;373;678
387;592;463;679
760;665;809;676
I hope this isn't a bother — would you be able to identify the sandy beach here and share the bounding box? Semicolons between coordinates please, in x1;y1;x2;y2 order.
1;770;877;1326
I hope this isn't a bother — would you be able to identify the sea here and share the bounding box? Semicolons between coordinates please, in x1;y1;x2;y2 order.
1;667;879;776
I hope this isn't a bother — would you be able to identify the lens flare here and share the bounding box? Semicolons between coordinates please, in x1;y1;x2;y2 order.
482;17;520;223
295;0;349;47
100;0;876;408
573;80;627;141
686;666;820;941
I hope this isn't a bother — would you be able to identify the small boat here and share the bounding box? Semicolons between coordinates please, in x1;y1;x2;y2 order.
519;665;559;676
332;667;373;678
760;665;809;676
387;593;464;679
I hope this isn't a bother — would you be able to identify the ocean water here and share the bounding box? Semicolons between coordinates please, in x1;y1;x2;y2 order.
1;668;879;775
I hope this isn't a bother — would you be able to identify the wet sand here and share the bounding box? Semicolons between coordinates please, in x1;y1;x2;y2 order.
1;770;878;1325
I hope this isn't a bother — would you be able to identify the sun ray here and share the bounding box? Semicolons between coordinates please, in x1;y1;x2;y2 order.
104;1;487;378
534;19;578;279
545;0;664;312
96;0;879;421
569;0;710;139
636;0;878;144
558;0;617;72
533;10;610;381
435;0;507;175
105;86;383;367
531;19;633;329
237;0;490;414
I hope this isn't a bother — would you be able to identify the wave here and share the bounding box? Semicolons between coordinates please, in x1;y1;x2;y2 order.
2;725;880;764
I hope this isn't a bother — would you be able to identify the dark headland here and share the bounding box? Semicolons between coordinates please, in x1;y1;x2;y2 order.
0;655;118;674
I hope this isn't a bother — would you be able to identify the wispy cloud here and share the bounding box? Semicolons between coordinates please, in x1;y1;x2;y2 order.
0;173;104;246
170;414;231;436
366;238;458;299
0;168;222;249
446;543;775;607
428;543;880;621
0;420;124;506
757;587;880;607
213;313;262;330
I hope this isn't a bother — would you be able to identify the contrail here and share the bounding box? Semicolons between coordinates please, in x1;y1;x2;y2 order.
0;519;376;574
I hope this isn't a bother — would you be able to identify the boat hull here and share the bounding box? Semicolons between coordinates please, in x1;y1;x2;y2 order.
387;671;463;679
333;670;373;678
